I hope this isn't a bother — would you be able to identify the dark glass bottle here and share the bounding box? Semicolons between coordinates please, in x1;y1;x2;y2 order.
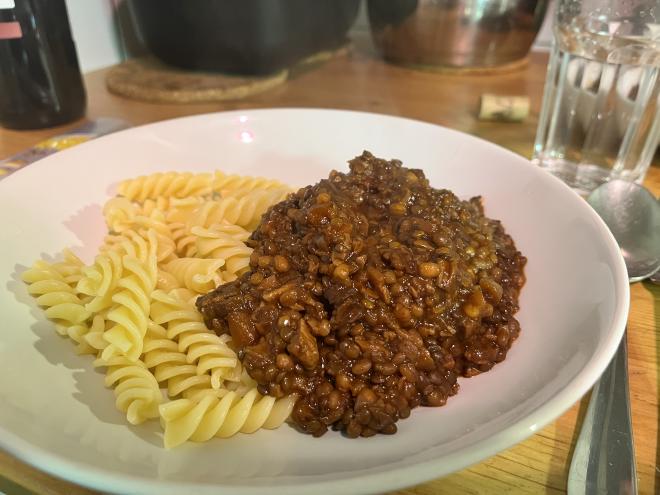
0;0;86;130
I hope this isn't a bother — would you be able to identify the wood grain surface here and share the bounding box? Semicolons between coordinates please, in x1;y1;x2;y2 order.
0;46;658;495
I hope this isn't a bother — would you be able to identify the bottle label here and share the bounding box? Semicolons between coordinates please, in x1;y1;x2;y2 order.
0;21;20;39
0;0;14;8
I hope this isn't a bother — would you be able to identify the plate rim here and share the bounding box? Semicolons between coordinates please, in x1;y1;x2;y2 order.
0;108;630;495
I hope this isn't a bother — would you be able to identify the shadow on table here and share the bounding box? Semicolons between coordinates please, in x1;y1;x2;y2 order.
0;474;36;495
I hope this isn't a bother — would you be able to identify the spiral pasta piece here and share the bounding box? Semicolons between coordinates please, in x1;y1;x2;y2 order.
118;172;213;202
77;249;124;313
101;230;158;361
192;225;252;276
131;211;173;240
167;205;241;258
102;229;154;261
156;269;181;292
178;330;240;384
196;221;250;241
150;290;240;389
161;257;225;294
137;196;169;217
163;196;206;224
169;287;199;306
186;188;290;232
103;208;176;264
94;354;162;425
111;228;175;265
23;253;104;353
159;388;296;448
103;197;138;233
143;321;212;397
152;231;177;264
50;249;86;289
22;260;91;334
83;313;110;352
170;222;198;258
212;171;291;199
180;221;250;259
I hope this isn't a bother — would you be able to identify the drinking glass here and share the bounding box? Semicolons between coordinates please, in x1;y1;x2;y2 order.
533;0;660;195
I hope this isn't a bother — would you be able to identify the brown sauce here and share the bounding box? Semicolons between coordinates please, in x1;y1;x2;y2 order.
197;151;526;437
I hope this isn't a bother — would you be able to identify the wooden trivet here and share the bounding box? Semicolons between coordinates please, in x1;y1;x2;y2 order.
106;44;351;104
401;55;529;75
106;57;288;104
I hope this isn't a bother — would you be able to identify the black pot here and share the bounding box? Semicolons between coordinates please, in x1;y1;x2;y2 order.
128;0;361;75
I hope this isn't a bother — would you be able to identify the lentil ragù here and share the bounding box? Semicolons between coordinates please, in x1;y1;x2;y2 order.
197;151;526;437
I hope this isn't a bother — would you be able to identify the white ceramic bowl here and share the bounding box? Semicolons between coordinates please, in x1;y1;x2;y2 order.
0;109;628;495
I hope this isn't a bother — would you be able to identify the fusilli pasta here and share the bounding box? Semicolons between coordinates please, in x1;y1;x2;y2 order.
118;172;213;202
77;249;123;313
162;196;206;224
22;260;91;344
23;168;296;447
83;313;110;352
142;321;213;397
186;188;290;232
101;229;158;361
137;196;169;218
150;289;240;389
103;197;138;233
94;354;162;425
170;222;198;258
159;388;296;449
161;257;225;293
192;224;252;276
212;170;291;198
51;249;86;288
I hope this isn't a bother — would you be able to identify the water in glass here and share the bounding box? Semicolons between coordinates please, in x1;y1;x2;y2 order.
533;1;660;195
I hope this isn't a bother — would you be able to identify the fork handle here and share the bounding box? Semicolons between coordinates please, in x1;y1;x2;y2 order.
567;332;637;495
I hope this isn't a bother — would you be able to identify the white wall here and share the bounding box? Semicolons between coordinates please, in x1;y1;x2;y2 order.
535;0;555;51
65;0;123;72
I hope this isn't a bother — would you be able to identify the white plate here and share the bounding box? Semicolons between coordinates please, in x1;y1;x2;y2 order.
0;109;628;495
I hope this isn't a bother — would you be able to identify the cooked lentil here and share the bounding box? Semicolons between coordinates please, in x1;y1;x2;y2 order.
197;151;526;437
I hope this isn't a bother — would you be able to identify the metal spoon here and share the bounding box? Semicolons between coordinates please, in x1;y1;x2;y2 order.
568;180;660;495
588;181;660;282
650;268;660;284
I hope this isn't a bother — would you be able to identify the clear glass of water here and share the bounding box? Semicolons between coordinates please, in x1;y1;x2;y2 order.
533;0;660;195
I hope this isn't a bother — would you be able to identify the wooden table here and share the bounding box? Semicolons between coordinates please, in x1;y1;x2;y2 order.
0;46;658;495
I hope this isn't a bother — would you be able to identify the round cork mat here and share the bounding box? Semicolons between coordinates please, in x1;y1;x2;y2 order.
106;57;288;104
106;45;350;104
398;55;529;75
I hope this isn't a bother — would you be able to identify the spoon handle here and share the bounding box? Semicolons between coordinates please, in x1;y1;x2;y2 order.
567;332;637;495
